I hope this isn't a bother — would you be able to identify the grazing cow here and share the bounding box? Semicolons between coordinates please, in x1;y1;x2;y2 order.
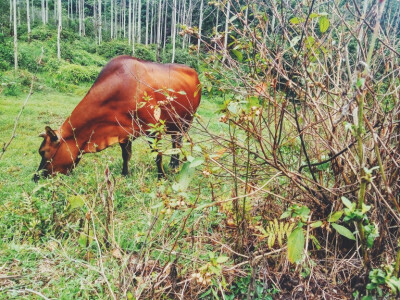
34;56;201;181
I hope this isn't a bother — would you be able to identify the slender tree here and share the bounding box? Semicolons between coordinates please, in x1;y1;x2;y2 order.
171;0;177;62
98;0;102;44
128;0;132;44
214;0;219;51
222;0;230;62
163;0;167;50
123;0;126;38
137;0;141;43
156;0;162;51
57;0;62;60
197;0;203;53
150;0;154;44
132;0;136;53
13;0;18;70
27;0;31;41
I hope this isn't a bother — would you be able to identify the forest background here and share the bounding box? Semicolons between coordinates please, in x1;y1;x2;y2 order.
1;0;400;299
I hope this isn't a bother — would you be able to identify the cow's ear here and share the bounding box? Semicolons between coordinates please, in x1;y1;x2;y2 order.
45;126;59;143
39;132;46;138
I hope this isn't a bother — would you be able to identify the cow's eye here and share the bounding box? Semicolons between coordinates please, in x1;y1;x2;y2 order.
39;150;45;156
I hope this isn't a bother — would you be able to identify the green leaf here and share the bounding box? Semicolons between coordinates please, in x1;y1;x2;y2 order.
210;265;222;276
319;16;330;33
232;49;243;62
189;157;204;168
305;36;315;49
280;211;291;219
310;234;321;250
310;221;322;228
216;256;229;264
227;101;240;114
328;211;343;223
287;227;305;263
309;13;319;19
356;77;366;89
163;148;182;155
68;195;85;210
290;17;304;24
341;196;353;209
331;223;355;240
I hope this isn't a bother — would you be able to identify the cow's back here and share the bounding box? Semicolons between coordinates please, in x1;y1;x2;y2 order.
63;56;201;152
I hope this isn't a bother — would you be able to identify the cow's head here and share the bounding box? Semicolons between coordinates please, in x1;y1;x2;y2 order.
33;126;63;182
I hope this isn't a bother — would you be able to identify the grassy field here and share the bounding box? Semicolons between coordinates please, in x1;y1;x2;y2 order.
0;86;247;299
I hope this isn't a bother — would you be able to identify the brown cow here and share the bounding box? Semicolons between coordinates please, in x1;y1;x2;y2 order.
34;56;201;181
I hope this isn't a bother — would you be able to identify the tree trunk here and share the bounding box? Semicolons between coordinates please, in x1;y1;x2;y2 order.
123;0;126;38
156;0;162;59
223;0;230;62
137;0;141;43
163;0;167;50
27;0;31;41
132;0;136;55
171;0;177;63
98;0;101;44
128;0;132;44
13;0;18;71
188;0;192;45
214;0;219;51
150;0;154;44
78;0;82;35
197;0;203;53
182;0;186;48
57;0;62;60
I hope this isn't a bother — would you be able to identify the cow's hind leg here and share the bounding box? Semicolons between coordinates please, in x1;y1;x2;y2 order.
169;133;183;171
120;140;132;176
148;135;166;179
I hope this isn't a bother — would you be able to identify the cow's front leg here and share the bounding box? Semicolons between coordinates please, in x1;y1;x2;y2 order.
148;134;166;179
120;140;132;176
169;133;182;171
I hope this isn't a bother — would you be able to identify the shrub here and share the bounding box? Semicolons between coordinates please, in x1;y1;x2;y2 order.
0;70;34;96
97;40;131;59
162;47;199;70
133;44;157;62
30;25;54;41
0;36;13;71
56;64;101;84
18;42;45;72
70;49;107;67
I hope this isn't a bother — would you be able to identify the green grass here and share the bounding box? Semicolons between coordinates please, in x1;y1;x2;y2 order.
0;86;229;298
